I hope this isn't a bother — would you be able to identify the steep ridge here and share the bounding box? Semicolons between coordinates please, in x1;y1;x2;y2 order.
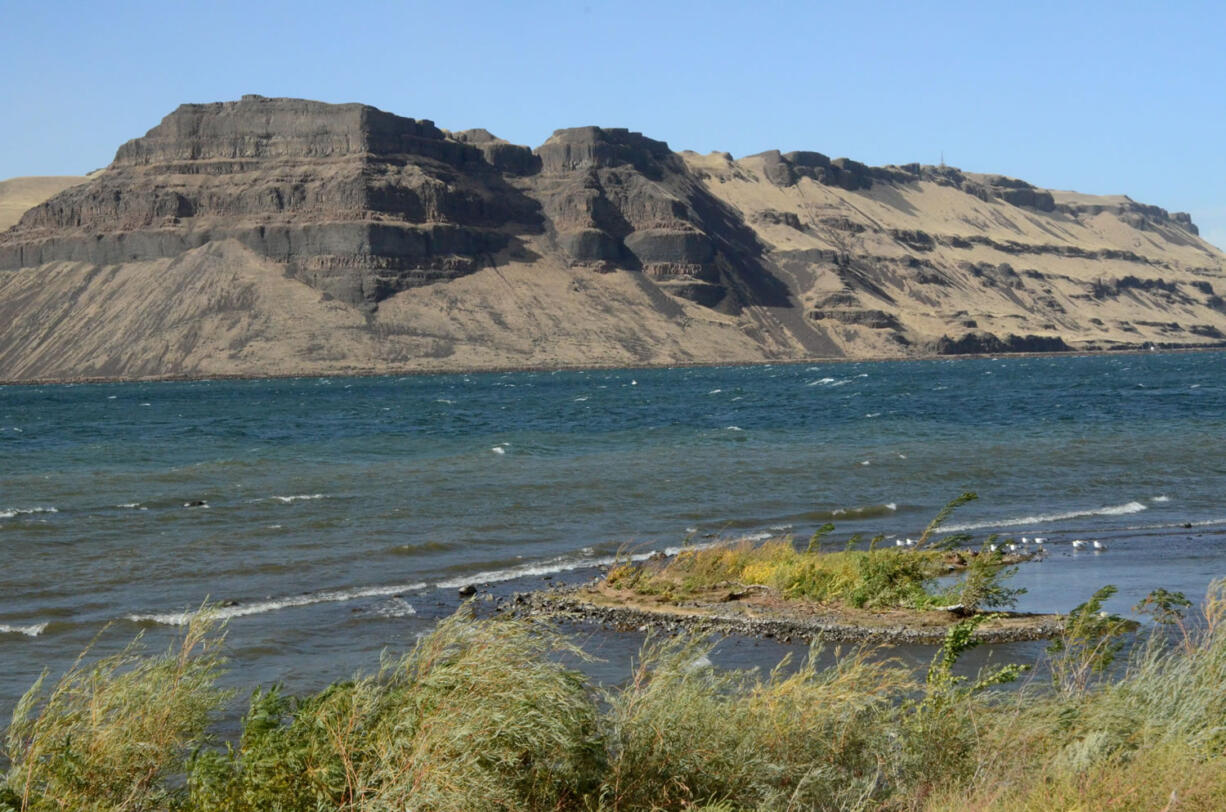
0;96;1223;381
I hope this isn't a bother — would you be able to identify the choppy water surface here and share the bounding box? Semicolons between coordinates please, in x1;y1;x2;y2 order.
2;352;1224;712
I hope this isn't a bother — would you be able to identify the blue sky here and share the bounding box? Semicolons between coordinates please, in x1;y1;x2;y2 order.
3;0;1224;246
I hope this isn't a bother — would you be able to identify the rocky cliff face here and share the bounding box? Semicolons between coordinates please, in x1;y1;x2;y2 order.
529;126;789;312
1;96;542;310
0;96;1223;381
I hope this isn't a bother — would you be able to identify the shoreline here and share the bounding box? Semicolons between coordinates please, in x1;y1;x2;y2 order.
2;343;1223;388
505;583;1067;645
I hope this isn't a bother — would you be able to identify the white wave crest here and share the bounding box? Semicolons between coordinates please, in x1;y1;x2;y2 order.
435;538;733;591
269;494;325;503
0;506;58;519
127;582;429;626
1152;495;1171;503
374;597;418;619
943;501;1148;533
0;622;48;637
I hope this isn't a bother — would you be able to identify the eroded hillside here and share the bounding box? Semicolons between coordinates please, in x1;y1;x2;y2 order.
0;96;1222;381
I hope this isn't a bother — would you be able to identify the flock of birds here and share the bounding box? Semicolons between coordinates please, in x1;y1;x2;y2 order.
895;535;1108;552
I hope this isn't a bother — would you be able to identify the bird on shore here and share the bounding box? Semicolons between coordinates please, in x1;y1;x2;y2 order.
1072;539;1088;550
1092;540;1107;551
1034;537;1046;545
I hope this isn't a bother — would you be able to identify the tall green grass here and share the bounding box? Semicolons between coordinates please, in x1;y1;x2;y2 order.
6;584;1226;810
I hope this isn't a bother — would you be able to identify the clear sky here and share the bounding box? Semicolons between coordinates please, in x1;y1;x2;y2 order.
3;0;1224;246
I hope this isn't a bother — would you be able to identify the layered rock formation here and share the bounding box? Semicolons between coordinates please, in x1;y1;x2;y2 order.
1;97;542;310
0;96;1223;381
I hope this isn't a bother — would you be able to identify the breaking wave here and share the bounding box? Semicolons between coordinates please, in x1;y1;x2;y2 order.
943;501;1148;532
127;582;429;626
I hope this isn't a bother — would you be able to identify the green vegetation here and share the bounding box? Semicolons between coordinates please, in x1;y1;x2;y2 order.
606;493;1024;613
3;583;1226;810
608;538;953;608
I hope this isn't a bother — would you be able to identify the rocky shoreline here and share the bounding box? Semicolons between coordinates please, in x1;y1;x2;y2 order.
503;583;1066;645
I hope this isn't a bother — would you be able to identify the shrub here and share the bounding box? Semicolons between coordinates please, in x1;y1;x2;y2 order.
188;608;605;812
2;616;227;812
599;634;911;810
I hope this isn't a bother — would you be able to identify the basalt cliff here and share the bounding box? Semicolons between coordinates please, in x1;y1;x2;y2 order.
1;96;1223;380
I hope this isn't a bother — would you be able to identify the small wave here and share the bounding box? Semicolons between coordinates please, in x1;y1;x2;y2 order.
864;412;881;418
437;538;738;591
268;494;325;503
128;582;430;625
491;446;506;455
389;540;458;556
725;426;743;431
0;622;48;637
1152;495;1171;503
116;502;147;510
829;503;898;519
708;389;722;395
807;377;836;386
573;396;589;402
435;398;454;404
374;597;417;619
0;506;58;519
943;501;1148;533
741;531;774;542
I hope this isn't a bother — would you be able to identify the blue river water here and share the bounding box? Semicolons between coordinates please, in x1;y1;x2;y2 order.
1;351;1224;714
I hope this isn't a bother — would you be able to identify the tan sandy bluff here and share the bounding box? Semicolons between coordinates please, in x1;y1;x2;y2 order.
0;96;1223;381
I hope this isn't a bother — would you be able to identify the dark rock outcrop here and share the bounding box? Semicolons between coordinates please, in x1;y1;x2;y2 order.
530;126;788;311
936;332;1071;355
807;308;901;330
0;96;543;310
754;150;873;191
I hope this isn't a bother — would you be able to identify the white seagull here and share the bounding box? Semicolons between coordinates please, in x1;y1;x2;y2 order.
1071;539;1088;550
